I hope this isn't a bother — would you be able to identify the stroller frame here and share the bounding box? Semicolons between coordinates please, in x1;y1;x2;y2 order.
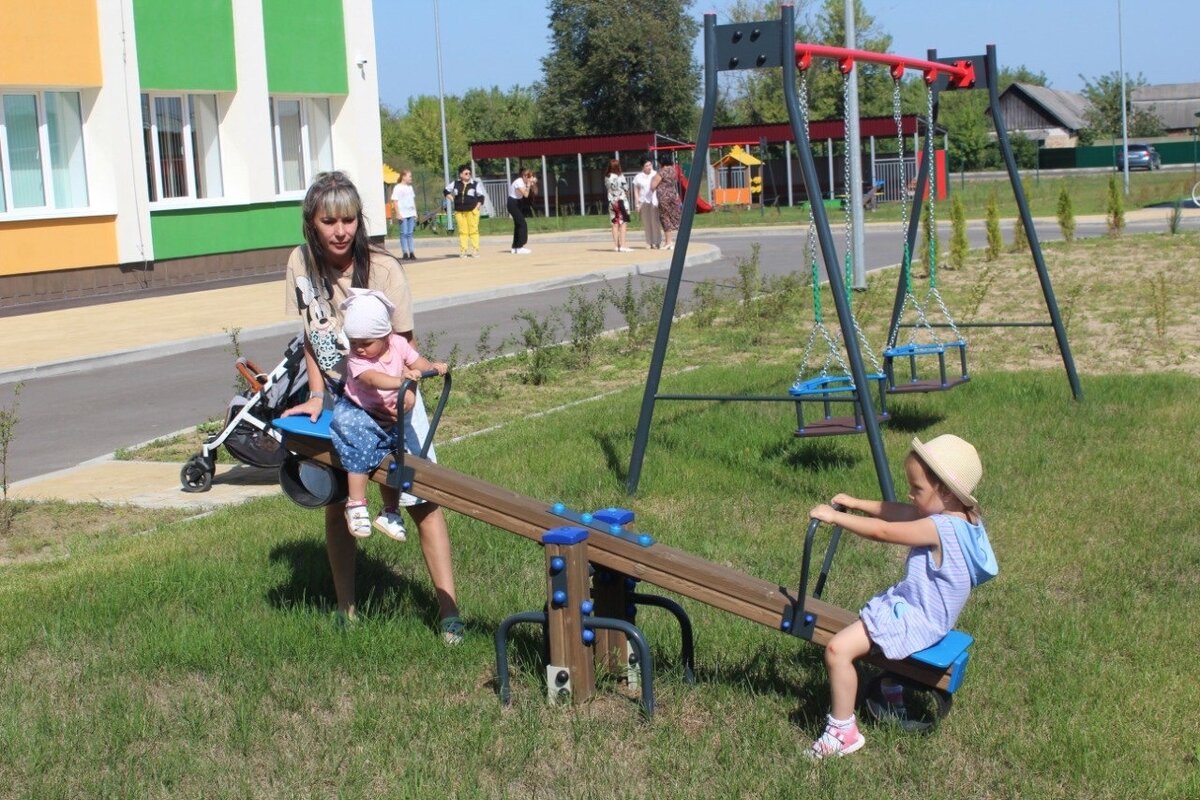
180;335;308;492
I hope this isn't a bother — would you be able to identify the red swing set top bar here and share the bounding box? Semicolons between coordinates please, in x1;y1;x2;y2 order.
794;42;976;88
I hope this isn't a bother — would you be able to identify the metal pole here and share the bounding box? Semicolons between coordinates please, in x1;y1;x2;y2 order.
1117;0;1130;195
983;45;1083;401
625;13;721;495
433;0;453;232
577;153;585;216
844;0;866;289
787;11;893;501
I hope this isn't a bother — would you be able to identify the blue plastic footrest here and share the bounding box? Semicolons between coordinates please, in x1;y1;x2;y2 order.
273;410;334;440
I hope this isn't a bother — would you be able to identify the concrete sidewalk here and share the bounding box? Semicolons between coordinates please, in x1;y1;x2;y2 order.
0;232;719;381
4;231;719;510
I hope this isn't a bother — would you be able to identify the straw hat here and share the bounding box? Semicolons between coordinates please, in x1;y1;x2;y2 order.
911;434;981;509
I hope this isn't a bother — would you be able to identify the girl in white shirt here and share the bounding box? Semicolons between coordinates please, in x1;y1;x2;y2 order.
632;158;662;249
507;168;536;254
391;170;418;260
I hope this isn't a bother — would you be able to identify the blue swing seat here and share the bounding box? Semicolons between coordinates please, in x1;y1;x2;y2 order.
273;411;334;440
883;340;966;359
788;372;887;398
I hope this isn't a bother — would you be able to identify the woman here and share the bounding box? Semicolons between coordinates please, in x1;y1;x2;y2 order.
391;169;418;260
508;168;536;254
443;164;485;258
604;159;631;252
631;157;661;249
651;155;682;250
282;171;464;644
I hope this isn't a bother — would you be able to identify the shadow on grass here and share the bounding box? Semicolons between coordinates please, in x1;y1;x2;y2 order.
265;538;441;624
880;403;945;434
763;437;861;471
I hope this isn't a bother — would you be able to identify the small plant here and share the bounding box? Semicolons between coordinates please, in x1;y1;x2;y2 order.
1106;174;1125;236
1056;186;1076;243
510;308;559;386
949;193;968;271
1010;213;1029;254
224;327;249;394
604;275;640;339
735;242;762;309
964;263;996;321
603;275;663;347
1059;280;1084;334
1150;271;1168;339
690;279;722;330
564;286;606;367
1167;199;1183;235
474;324;497;362
985;192;1003;261
0;382;24;534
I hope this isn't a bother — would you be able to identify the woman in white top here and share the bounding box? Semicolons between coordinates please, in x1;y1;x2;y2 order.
507;168;537;254
631;157;662;249
390;169;418;260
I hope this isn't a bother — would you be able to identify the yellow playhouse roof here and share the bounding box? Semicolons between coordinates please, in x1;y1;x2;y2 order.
711;145;762;168
382;163;400;184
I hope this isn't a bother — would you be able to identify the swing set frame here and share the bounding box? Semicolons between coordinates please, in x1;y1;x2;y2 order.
625;8;1082;500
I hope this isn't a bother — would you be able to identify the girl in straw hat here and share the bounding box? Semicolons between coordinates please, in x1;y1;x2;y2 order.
805;433;997;759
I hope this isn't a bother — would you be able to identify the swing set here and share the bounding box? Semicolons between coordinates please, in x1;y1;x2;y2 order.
625;9;1082;500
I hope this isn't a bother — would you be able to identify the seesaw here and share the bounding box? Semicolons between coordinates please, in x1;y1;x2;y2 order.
273;407;973;723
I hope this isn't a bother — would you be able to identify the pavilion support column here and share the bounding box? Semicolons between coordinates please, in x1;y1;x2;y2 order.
785;141;793;206
826;139;834;200
578;153;586;216
542;155;550;218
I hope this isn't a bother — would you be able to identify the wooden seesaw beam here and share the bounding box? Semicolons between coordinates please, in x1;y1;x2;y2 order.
282;433;954;691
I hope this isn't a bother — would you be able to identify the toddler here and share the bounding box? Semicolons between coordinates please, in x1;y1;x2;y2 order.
330;289;448;541
806;434;997;759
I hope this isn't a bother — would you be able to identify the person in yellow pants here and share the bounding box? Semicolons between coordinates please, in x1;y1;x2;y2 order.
443;164;486;257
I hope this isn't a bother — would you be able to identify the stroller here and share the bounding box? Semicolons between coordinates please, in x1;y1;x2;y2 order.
180;334;310;492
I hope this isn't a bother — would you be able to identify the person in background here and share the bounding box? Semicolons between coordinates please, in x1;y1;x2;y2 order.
508;168;536;254
652;155;682;250
631;157;661;250
604;159;632;253
391;169;418;260
443;164;485;258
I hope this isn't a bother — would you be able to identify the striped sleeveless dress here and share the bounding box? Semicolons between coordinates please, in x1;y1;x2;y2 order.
859;514;981;660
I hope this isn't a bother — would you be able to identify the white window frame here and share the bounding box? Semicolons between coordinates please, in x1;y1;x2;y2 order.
141;92;225;205
0;89;90;217
269;96;334;197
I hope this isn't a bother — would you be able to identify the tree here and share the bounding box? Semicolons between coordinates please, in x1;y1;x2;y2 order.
536;0;700;138
390;95;470;173
1056;187;1075;244
1079;71;1163;140
949;193;968;271
985;192;1002;261
460;86;539;144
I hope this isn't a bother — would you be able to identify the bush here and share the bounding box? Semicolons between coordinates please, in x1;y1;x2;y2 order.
949;193;968;271
985;192;1003;261
1056;187;1076;243
1106;174;1125;235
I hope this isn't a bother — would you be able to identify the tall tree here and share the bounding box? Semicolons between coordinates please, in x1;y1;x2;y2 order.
1078;71;1163;140
390;95;469;173
536;0;701;138
460;86;540;143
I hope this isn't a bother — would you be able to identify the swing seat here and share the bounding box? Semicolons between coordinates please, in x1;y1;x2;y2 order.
884;340;970;394
792;373;890;438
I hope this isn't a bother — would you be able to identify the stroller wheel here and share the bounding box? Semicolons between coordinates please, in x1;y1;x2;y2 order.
180;455;215;493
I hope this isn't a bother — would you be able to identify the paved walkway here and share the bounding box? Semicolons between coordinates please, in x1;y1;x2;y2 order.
4;231;719;510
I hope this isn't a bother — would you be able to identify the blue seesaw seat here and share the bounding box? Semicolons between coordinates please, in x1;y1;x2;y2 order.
273;411;333;440
909;629;973;693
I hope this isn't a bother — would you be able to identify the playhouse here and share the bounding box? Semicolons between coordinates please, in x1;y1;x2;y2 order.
711;145;762;207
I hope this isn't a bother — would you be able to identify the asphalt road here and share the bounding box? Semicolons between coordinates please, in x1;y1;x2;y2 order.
2;214;1193;483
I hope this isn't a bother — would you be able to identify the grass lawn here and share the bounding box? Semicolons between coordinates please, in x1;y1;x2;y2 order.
2;225;1199;797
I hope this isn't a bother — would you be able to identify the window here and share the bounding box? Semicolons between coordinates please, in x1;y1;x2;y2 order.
270;97;333;194
0;91;89;213
140;93;224;202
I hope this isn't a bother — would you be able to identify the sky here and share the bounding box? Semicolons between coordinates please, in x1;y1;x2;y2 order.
372;0;1197;112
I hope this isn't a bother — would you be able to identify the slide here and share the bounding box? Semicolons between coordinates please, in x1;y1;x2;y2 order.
678;172;713;213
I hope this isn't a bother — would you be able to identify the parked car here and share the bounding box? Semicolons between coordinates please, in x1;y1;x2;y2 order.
1117;144;1161;171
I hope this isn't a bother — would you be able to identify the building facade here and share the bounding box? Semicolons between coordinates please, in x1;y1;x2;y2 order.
0;0;383;308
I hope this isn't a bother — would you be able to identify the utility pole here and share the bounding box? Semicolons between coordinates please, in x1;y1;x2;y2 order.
433;0;454;231
1117;0;1130;196
844;0;866;288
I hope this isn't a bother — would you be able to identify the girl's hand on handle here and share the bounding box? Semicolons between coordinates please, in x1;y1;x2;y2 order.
809;504;838;523
282;395;324;423
430;362;448;376
831;493;855;511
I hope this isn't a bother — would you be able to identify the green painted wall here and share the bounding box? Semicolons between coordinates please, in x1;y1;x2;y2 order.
150;203;302;260
133;0;237;91
262;0;348;95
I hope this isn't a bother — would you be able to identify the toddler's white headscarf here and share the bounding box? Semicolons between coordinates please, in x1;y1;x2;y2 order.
340;288;395;339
